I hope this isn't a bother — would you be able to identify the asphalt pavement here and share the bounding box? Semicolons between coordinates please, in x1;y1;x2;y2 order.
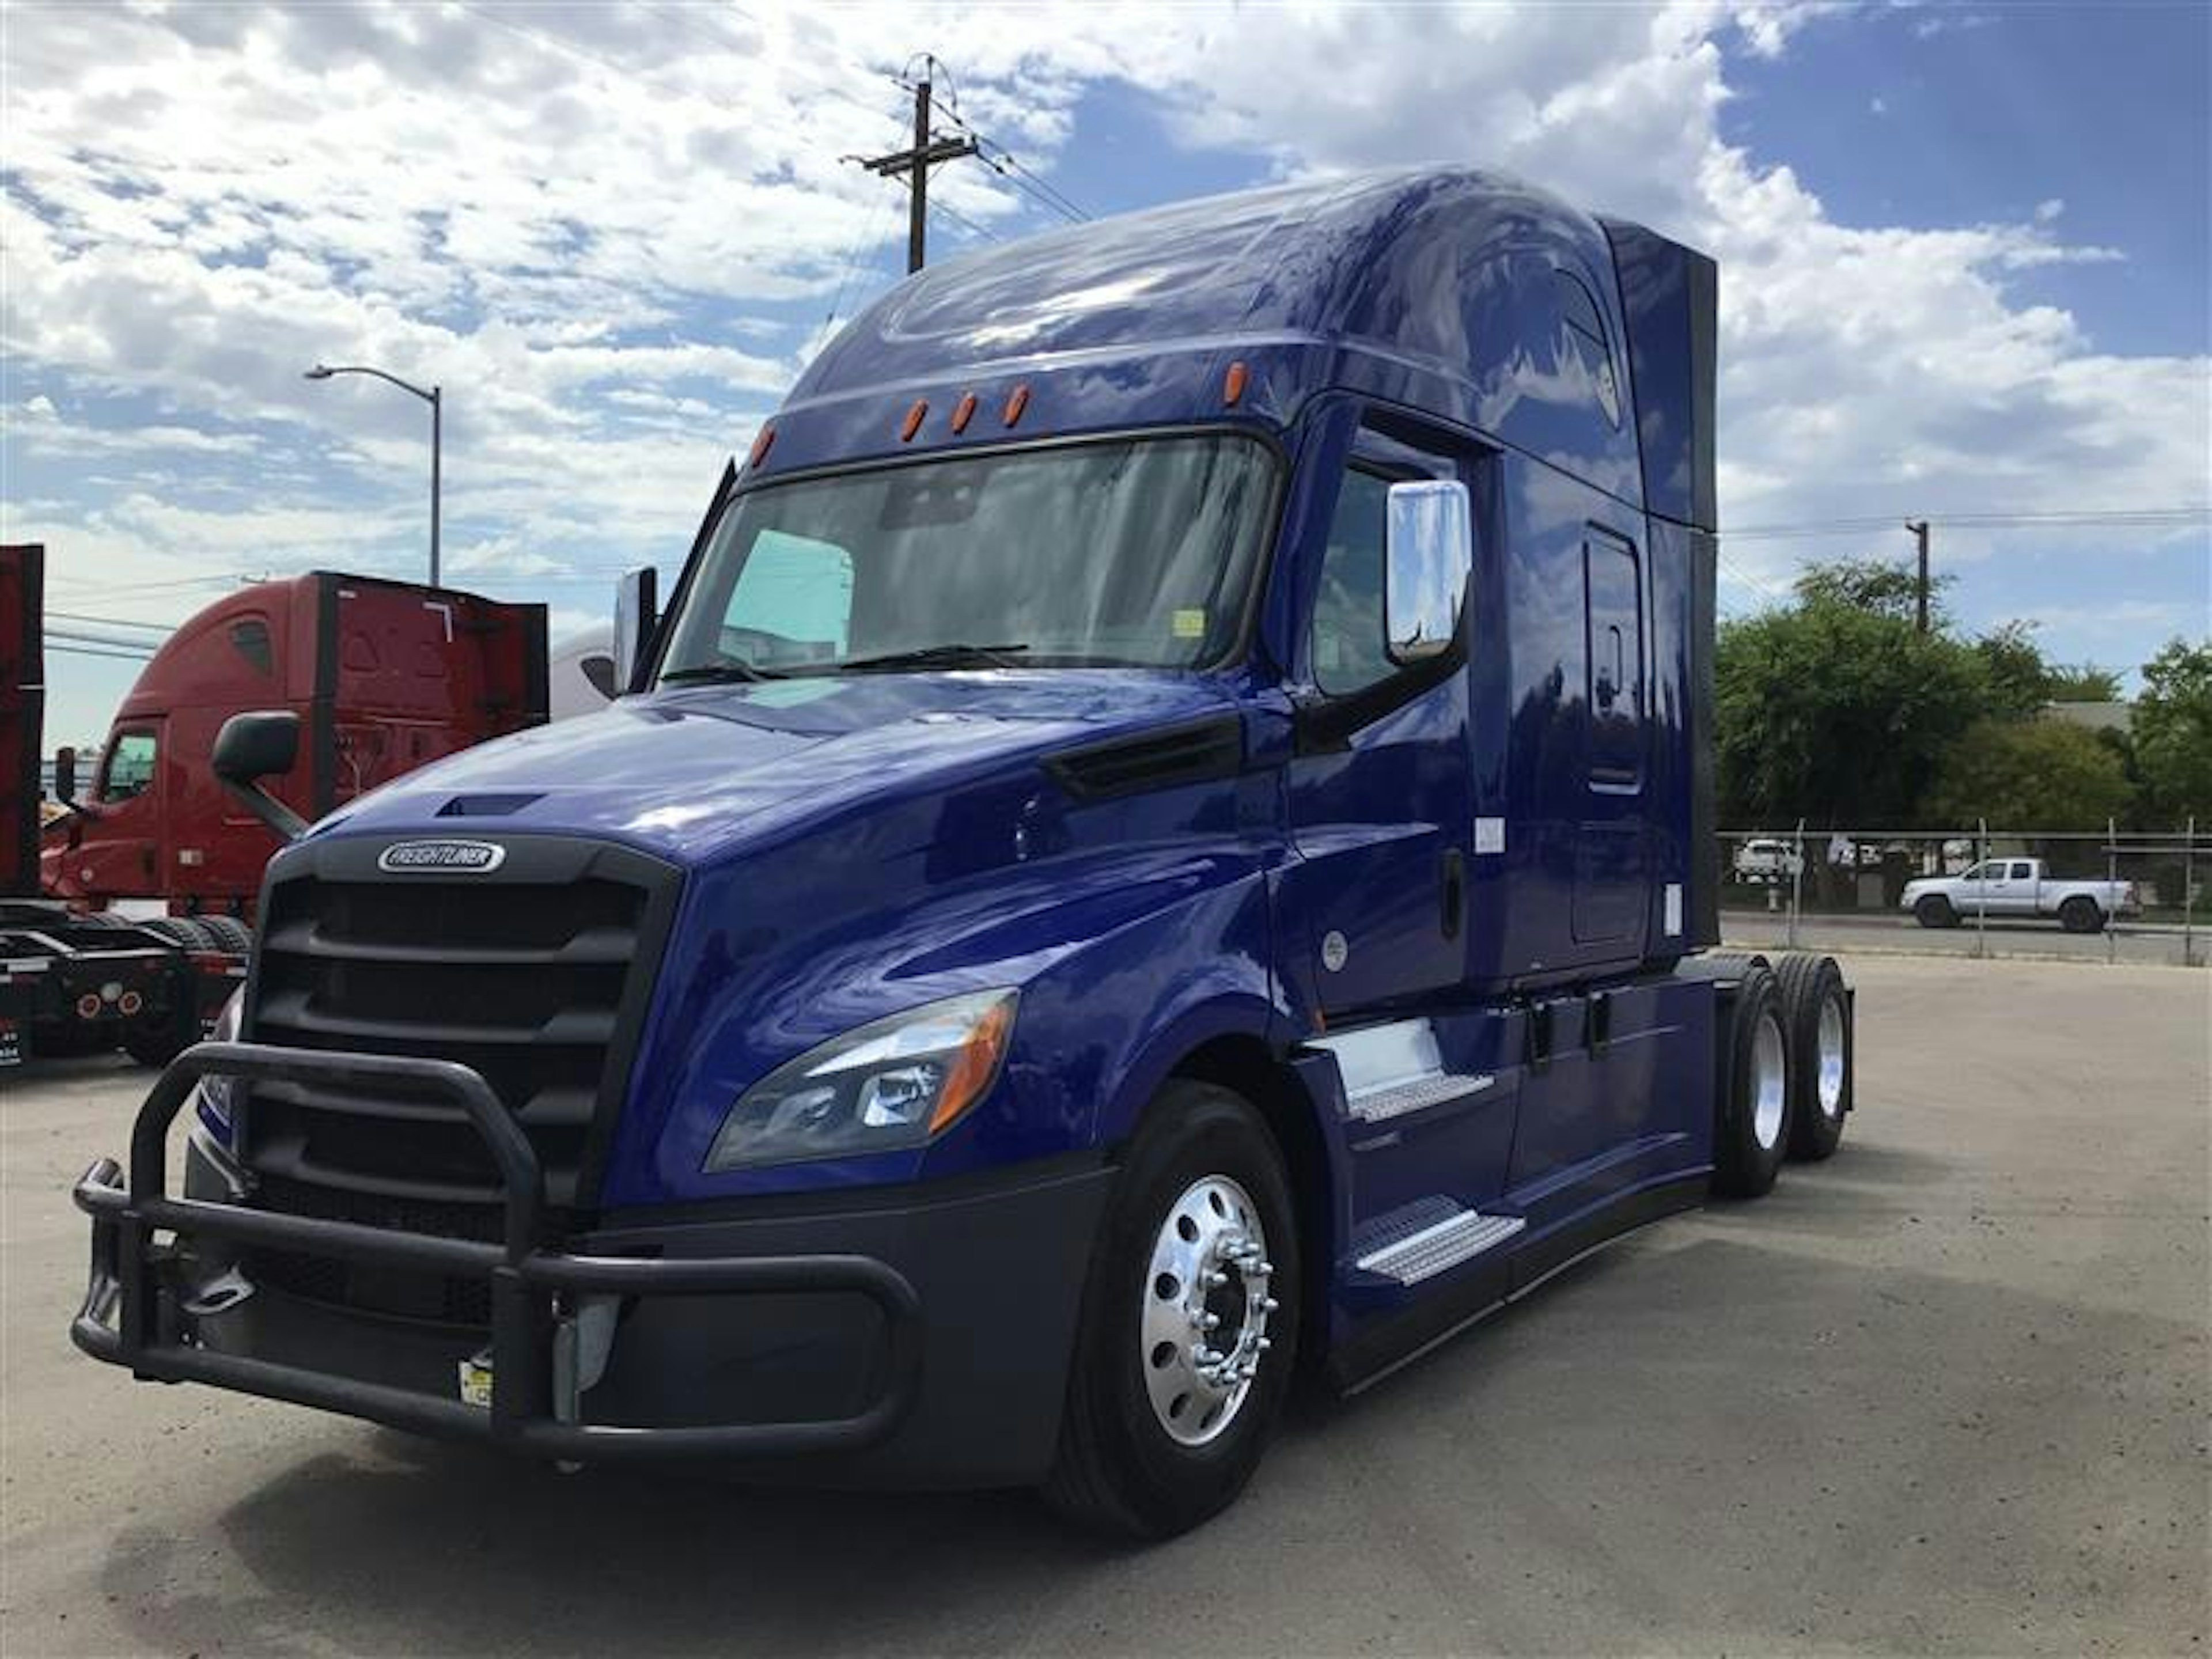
3;955;2206;1655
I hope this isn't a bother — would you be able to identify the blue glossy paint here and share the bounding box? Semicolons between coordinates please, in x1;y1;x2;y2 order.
300;165;1725;1374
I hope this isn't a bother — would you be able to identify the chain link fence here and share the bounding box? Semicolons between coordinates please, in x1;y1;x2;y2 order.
1718;820;2206;967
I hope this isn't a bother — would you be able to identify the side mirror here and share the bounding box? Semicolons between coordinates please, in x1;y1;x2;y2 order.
211;711;308;842
613;567;659;694
1384;480;1473;665
52;745;76;805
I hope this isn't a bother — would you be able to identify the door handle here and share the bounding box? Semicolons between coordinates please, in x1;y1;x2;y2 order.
1440;849;1465;942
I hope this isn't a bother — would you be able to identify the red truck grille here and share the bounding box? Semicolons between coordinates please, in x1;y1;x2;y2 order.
237;836;680;1325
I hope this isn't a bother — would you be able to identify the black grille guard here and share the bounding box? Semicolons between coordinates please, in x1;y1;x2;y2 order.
71;1041;923;1460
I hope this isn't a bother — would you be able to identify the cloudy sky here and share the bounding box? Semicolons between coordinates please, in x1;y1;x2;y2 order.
5;0;2207;744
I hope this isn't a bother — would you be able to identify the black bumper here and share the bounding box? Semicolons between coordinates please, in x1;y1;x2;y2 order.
73;1042;1115;1487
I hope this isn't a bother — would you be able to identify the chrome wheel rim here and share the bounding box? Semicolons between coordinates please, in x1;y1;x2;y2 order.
1816;996;1847;1118
1140;1175;1277;1446
1751;1010;1787;1150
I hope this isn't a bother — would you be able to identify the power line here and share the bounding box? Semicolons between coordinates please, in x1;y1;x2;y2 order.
897;70;1090;225
1721;506;2210;542
46;610;172;633
46;642;157;664
929;198;1003;247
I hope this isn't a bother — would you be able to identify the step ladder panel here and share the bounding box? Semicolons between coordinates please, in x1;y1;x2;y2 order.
1354;1205;1527;1286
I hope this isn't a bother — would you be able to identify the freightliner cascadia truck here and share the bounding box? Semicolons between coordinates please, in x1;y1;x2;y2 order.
70;167;1856;1538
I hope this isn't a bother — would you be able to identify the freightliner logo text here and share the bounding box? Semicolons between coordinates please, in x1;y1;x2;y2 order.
376;839;507;874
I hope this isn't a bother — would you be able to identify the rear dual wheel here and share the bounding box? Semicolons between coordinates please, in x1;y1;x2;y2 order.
1776;953;1851;1161
1713;960;1793;1197
1714;954;1853;1196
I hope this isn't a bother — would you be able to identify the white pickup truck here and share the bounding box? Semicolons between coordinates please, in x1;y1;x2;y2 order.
1901;858;2139;934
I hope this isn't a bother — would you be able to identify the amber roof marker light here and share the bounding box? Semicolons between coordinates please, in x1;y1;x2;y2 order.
1002;382;1031;427
900;399;929;442
1222;361;1249;407
950;391;978;434
748;425;775;468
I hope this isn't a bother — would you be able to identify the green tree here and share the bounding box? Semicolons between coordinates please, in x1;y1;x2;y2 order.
1793;556;1954;626
1928;718;2134;830
2133;638;2212;821
2045;661;2124;701
1974;620;2055;721
1717;595;1987;826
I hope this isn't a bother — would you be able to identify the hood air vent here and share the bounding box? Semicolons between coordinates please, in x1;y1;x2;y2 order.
1044;715;1243;802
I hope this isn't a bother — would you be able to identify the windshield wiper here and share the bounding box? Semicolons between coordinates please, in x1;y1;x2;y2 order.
660;660;786;685
825;642;1032;673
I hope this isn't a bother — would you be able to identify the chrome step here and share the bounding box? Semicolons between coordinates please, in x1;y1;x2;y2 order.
1307;1018;1494;1124
1355;1207;1525;1285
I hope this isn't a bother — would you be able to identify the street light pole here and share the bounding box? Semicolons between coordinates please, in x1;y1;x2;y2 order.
305;362;443;586
429;383;441;588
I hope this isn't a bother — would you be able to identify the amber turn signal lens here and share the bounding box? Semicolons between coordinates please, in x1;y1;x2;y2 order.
1002;382;1031;426
929;996;1017;1134
1223;360;1249;406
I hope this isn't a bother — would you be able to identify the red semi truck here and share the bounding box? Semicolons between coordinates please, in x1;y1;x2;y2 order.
2;544;548;1065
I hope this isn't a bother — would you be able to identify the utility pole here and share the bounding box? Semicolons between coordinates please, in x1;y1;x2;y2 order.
1905;518;1930;633
861;65;979;273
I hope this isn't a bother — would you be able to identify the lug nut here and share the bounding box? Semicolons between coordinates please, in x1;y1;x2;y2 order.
1262;1296;1280;1313
1204;1270;1229;1289
1197;1311;1222;1331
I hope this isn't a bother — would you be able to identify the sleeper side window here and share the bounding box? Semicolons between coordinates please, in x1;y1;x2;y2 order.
1558;270;1623;428
227;616;274;676
1310;467;1395;698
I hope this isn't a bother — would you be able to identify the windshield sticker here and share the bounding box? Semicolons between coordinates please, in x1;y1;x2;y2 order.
1173;609;1207;639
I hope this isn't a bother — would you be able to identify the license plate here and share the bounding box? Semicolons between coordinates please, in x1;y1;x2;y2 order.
457;1351;494;1409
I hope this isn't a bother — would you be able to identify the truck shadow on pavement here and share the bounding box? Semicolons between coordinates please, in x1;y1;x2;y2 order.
85;1146;2203;1657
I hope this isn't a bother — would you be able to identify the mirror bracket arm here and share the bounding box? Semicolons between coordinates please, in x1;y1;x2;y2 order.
1290;638;1465;756
220;778;309;844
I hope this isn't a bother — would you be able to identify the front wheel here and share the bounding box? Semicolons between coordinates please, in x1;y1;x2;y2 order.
1043;1081;1301;1539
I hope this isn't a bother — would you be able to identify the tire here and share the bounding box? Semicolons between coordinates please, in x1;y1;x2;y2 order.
1712;960;1793;1199
139;915;214;952
196;915;255;955
1913;894;1956;929
2058;896;2104;935
1775;953;1850;1161
1043;1080;1302;1539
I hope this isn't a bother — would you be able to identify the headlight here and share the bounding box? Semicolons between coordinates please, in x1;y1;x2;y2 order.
194;987;247;1142
704;988;1017;1173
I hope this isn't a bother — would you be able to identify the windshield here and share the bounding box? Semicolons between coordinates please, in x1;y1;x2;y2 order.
657;434;1276;680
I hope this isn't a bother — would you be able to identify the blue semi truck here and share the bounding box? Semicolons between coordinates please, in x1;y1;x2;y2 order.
71;166;1854;1537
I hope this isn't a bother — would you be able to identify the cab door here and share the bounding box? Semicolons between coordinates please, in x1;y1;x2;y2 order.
1278;433;1475;1020
57;724;166;899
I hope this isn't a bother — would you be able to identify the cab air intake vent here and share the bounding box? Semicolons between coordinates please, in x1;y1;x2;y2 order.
1043;715;1243;801
437;793;543;818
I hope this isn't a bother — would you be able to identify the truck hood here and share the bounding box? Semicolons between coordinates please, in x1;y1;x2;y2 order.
312;670;1243;866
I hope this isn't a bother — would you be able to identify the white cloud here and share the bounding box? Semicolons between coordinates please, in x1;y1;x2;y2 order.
2;0;2204;740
